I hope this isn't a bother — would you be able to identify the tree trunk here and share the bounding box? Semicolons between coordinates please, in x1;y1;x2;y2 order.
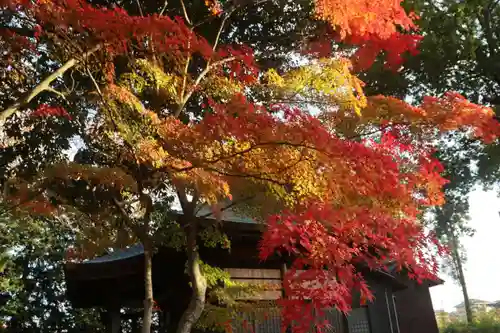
142;246;154;333
176;224;207;333
450;232;473;324
140;193;154;333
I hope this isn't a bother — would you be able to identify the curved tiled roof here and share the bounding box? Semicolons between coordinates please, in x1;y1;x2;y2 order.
84;243;145;264
82;205;259;264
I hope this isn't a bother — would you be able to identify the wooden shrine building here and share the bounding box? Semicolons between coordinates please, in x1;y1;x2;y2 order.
64;211;443;333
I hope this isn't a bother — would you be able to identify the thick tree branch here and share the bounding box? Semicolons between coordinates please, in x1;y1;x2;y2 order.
0;44;101;123
478;4;497;59
205;167;289;186
175;186;198;217
488;0;500;11
112;197;146;240
0;25;35;38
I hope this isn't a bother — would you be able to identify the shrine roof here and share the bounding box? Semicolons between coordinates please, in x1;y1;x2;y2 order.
84;243;145;264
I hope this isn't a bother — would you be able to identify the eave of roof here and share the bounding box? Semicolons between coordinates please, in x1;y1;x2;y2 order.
68;206;443;288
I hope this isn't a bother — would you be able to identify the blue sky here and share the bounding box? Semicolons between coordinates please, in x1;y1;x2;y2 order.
430;189;500;312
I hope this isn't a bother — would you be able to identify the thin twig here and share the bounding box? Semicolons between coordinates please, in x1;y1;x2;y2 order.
86;68;103;96
85;63;142;166
159;0;169;15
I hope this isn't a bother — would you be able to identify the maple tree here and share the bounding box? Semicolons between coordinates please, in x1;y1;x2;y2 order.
1;0;500;333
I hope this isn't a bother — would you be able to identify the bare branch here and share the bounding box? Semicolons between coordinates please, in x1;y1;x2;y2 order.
46;87;68;100
159;0;169;15
179;50;191;104
180;0;192;25
0;44;101;123
135;0;144;16
213;14;230;52
86;68;103;96
174;56;236;117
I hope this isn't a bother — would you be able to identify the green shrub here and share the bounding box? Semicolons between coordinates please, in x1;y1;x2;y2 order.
441;311;500;333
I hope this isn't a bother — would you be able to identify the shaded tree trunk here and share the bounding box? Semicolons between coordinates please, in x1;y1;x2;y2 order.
140;193;154;333
142;245;154;333
450;232;473;324
176;223;207;333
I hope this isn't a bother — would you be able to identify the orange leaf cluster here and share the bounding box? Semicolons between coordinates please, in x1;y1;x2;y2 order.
313;0;422;70
360;93;500;143
421;92;500;143
314;0;417;40
205;0;223;16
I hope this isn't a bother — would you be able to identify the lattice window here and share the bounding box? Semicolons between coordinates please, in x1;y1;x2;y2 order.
255;309;281;333
233;308;281;333
347;308;371;333
234;307;349;333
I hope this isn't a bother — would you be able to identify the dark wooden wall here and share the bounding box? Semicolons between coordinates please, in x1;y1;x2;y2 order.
394;284;439;333
366;282;396;333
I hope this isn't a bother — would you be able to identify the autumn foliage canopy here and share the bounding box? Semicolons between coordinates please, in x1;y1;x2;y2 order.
1;0;499;332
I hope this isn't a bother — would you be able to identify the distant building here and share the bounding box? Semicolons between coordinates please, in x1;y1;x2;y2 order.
489;300;500;309
453;299;493;319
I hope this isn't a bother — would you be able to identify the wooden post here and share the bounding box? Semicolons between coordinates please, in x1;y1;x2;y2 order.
131;316;139;333
108;305;121;333
280;262;287;298
157;306;170;333
342;313;350;333
280;261;292;333
163;311;171;333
